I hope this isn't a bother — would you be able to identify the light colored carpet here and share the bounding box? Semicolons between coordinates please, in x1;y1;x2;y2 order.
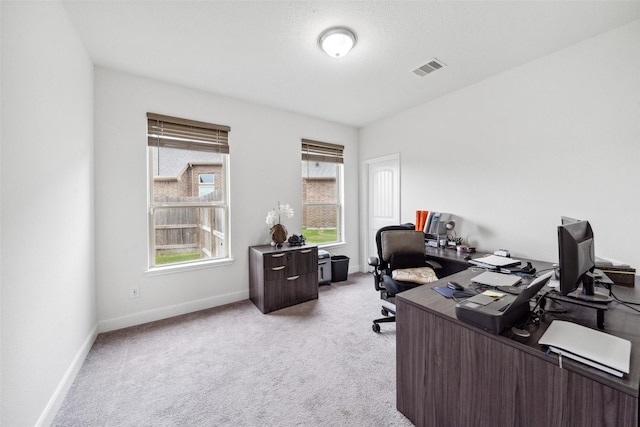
52;273;414;426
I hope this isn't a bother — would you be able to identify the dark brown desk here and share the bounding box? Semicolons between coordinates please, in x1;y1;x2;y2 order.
424;246;484;276
396;268;639;427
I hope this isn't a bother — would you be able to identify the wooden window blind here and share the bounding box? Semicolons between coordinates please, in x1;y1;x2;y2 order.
301;139;344;164
147;112;230;153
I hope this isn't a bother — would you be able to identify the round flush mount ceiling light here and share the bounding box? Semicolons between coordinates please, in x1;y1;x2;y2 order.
318;27;357;58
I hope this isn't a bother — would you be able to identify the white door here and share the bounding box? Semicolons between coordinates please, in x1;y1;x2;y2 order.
364;154;400;266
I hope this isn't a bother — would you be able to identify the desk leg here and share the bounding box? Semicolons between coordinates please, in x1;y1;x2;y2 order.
597;308;605;330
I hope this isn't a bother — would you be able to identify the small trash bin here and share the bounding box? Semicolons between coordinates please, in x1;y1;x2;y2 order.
331;255;350;282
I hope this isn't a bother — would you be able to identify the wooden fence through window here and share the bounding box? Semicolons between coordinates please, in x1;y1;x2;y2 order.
153;194;224;258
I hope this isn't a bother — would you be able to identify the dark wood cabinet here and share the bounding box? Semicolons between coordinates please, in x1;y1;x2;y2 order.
249;245;318;313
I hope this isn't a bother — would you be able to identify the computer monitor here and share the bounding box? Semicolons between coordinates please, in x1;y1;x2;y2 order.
557;220;611;303
560;216;581;225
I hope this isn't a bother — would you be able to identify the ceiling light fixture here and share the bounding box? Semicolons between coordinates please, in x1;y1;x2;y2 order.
318;27;357;58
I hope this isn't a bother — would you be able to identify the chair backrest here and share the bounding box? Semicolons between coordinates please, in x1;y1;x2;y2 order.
381;230;426;261
374;224;415;264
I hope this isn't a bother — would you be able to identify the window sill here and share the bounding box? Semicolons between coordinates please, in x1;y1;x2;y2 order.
318;241;347;251
145;257;235;277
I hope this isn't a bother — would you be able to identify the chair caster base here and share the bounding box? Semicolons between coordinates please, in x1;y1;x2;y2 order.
372;315;395;333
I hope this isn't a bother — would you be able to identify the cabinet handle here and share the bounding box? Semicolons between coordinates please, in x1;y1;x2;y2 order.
271;253;286;258
287;275;299;281
271;266;285;271
300;249;312;254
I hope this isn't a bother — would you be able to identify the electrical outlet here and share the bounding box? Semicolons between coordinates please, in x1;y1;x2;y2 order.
130;287;140;298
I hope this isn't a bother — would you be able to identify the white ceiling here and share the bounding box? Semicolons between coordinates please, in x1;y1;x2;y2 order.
62;1;640;128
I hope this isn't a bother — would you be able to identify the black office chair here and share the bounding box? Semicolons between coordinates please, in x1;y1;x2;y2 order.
368;224;442;332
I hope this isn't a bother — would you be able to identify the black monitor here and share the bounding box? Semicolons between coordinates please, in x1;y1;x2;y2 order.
560;216;581;225
557;220;611;303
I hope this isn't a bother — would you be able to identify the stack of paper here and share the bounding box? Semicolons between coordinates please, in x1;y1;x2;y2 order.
538;320;631;377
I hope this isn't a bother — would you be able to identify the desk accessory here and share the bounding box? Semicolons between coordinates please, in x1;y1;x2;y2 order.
471;271;522;287
539;320;631;377
455;272;552;334
447;281;463;290
468;254;521;269
415;210;429;231
499;262;536;276
433;286;475;299
595;263;636;287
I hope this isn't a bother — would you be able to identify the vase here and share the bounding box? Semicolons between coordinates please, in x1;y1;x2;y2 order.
270;223;288;245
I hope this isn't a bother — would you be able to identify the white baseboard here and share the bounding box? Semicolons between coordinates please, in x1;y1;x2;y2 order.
36;324;98;427
348;263;361;274
98;289;249;333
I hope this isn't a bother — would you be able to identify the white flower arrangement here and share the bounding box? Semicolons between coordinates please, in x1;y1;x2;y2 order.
266;202;294;227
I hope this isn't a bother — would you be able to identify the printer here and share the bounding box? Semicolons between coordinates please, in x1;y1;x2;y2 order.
455;272;552;334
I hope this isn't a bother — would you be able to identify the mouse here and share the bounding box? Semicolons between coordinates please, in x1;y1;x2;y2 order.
464;255;471;261
447;281;463;291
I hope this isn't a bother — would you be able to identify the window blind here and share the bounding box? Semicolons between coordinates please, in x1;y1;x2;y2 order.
147;112;230;153
301;139;344;164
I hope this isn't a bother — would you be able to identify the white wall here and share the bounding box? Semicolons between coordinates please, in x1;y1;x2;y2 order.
360;19;640;269
1;2;96;426
5;3;636;424
94;68;359;331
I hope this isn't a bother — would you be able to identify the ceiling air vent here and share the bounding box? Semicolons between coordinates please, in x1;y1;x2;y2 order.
412;58;446;77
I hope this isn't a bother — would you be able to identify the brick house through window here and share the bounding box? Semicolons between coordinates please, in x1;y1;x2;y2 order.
152;147;224;201
301;139;344;245
302;162;337;228
150;146;225;261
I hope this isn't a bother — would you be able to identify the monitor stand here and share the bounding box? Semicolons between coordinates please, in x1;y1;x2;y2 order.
568;272;613;304
547;272;613;330
567;289;613;304
547;292;609;330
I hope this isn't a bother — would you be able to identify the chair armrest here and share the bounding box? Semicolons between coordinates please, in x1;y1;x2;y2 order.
368;256;384;291
426;259;442;270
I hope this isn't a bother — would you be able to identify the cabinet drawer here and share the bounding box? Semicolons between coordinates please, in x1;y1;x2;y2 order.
295;271;320;302
263;252;287;269
264;264;287;281
263;279;295;312
263;272;318;312
297;248;318;274
288;248;318;275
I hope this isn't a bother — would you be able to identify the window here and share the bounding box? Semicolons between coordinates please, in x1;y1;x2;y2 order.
301;139;344;245
147;113;230;268
198;173;215;197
